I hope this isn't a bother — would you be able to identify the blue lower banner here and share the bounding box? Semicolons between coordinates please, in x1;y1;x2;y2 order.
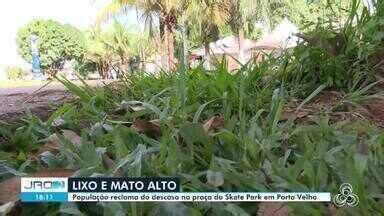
20;177;332;203
21;192;68;202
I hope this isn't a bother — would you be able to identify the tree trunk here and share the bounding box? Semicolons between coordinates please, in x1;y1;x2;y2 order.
204;41;211;70
181;21;189;69
164;24;175;70
238;29;245;64
159;17;168;70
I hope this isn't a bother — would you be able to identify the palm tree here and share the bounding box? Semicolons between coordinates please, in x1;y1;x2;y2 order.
226;0;280;64
97;0;183;70
227;0;246;63
187;0;229;69
104;22;132;66
84;30;113;78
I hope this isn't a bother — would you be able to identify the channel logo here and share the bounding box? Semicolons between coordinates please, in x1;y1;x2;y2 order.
21;177;68;202
24;180;65;190
21;178;68;192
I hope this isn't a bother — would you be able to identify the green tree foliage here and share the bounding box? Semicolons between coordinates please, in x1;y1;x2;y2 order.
97;0;187;69
80;22;154;78
16;19;86;72
185;0;229;68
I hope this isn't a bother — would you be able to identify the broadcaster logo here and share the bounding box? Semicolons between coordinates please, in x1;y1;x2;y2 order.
21;177;67;192
333;183;359;207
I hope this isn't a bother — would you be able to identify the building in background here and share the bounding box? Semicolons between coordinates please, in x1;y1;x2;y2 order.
190;18;300;70
190;35;257;70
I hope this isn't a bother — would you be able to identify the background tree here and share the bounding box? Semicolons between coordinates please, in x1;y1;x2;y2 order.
226;0;259;63
100;22;155;73
16;19;85;75
80;22;154;78
82;30;113;79
97;0;186;70
280;0;352;31
103;21;134;71
187;0;229;69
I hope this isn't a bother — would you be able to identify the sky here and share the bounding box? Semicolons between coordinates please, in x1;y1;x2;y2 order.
0;0;141;79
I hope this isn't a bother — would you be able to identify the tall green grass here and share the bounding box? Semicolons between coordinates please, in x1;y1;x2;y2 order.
0;61;382;215
1;1;384;215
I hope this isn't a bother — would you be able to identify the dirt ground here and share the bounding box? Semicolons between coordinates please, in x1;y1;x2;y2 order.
0;80;110;122
0;87;72;122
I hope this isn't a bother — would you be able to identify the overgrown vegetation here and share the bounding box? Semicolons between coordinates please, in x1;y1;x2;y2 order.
1;60;383;215
1;0;383;215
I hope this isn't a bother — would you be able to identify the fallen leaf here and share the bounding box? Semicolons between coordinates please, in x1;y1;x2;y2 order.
0;169;74;204
35;135;61;156
0;177;20;204
33;130;81;158
132;119;161;139
102;154;123;176
203;115;225;133
61;130;81;146
257;203;291;216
